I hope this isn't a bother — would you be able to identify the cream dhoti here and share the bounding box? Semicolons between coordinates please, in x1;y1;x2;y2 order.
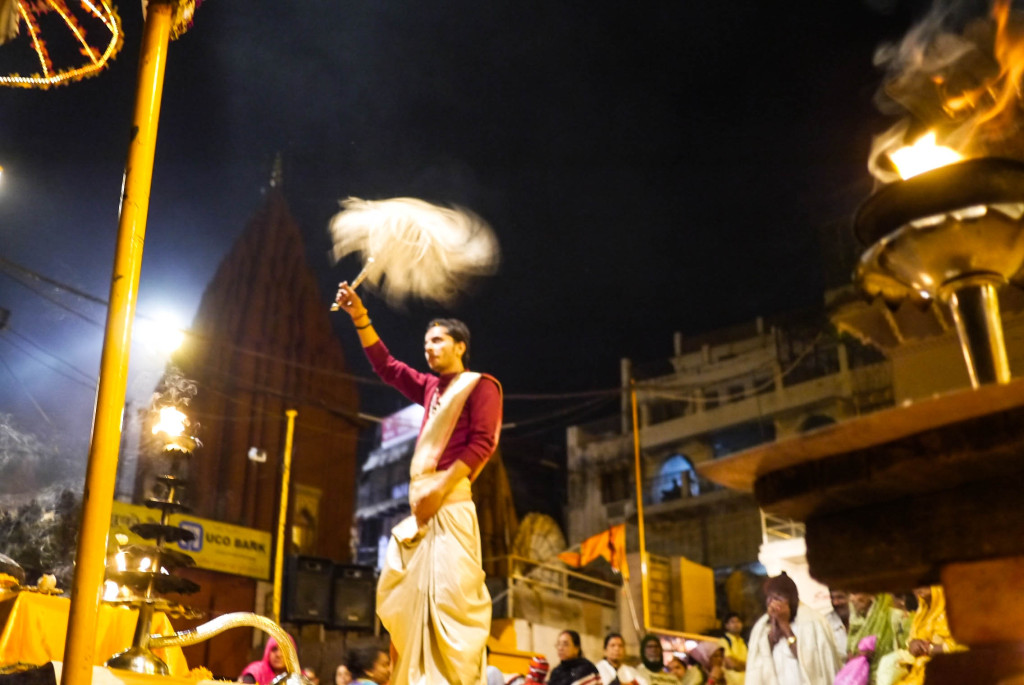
378;475;490;685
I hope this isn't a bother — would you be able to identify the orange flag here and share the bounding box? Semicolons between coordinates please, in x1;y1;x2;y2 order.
558;524;629;580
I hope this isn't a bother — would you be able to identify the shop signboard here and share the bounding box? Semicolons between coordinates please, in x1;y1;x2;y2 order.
110;501;271;580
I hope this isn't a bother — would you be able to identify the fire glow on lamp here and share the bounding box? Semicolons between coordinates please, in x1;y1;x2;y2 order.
887;132;963;180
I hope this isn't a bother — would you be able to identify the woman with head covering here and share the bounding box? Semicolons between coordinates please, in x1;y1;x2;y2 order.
744;573;841;685
875;586;964;685
636;634;681;684
548;631;601;685
239;637;291;685
685;642;725;685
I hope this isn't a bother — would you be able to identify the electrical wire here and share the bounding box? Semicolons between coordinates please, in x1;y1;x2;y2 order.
503;395;616;430
0;256;107;306
638;334;828;405
2;255;831;428
6;328;97;386
0;348;53;425
0;334;96;392
0;265;105;328
0;255;623;399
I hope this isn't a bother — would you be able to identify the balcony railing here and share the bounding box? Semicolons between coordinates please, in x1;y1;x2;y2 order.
761;511;805;543
485;554;621;618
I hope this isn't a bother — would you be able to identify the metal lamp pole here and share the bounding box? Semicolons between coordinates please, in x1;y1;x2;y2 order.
61;4;174;685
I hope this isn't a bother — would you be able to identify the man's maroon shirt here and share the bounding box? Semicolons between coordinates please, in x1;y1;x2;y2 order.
364;340;501;475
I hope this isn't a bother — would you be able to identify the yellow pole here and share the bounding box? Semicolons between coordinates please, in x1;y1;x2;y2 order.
630;380;649;633
272;409;298;624
60;5;174;685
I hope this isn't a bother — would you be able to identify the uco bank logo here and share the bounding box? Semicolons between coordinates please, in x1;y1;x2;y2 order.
178;521;203;552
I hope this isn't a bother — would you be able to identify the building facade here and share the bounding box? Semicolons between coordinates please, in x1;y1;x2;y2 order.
566;313;894;628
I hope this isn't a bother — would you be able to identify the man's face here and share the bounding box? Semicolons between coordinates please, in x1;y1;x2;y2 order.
850;593;874;616
424;325;465;374
368;651;391;685
725;616;742;635
831;590;849;613
604;637;625;666
766;592;792;623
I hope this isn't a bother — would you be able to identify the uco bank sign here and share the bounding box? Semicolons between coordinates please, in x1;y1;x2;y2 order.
110;501;272;580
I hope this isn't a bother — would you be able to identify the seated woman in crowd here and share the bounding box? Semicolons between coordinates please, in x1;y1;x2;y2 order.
876;586;964;685
684;642;726;685
667;656;689;683
239;638;290;685
549;630;601;685
637;634;682;684
718;612;747;685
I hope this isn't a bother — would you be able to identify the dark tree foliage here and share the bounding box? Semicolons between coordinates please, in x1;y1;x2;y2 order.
0;489;82;589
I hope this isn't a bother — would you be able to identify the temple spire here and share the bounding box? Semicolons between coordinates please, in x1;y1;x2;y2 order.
269;152;283;189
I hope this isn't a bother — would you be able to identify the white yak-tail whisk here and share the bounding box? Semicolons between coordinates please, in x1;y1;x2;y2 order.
328;196;500;306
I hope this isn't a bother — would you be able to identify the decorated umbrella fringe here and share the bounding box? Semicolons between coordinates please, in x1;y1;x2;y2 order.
329;196;500;306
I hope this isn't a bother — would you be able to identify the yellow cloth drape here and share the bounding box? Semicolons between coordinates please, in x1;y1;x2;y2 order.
377;482;490;685
0;591;189;674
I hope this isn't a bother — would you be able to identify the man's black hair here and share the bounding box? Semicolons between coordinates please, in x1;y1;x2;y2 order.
604;632;624;649
427;318;471;368
346;646;385;678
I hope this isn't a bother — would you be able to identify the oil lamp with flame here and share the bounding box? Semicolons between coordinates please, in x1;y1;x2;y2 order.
855;0;1024;387
101;403;311;685
103;405;201;674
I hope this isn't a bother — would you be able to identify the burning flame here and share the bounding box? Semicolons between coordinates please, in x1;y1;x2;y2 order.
114;550;127;572
103;580;121;601
888;131;964;179
153;406;187;438
871;0;1024;182
944;0;1024;134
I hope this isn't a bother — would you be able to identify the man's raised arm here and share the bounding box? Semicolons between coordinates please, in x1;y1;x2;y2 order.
334;281;379;348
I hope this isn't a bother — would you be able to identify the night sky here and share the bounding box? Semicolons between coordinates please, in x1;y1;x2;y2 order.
0;1;933;473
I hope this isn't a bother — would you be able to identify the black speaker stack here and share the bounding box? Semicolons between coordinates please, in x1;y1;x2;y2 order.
282;556;377;629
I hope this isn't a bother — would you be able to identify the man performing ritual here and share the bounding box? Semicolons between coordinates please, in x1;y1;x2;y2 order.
335;281;502;685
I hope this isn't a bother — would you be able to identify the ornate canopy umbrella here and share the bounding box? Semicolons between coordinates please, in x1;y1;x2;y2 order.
0;0;123;88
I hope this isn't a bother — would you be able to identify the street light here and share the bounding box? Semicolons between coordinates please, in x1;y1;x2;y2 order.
136;313;186;355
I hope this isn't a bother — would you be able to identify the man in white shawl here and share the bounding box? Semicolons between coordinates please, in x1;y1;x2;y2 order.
745;573;841;685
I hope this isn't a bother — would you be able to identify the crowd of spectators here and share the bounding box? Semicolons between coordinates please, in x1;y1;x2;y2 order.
239;572;961;685
487;573;961;685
